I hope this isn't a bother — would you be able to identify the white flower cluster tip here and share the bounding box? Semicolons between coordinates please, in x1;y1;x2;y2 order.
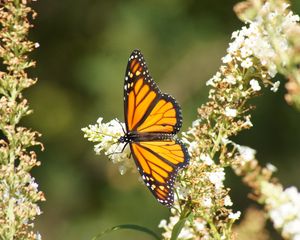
208;2;300;94
208;167;225;190
82;118;134;175
159;210;209;240
261;182;300;240
250;79;261;92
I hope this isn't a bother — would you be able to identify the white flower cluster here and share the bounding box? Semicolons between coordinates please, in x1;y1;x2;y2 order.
82;117;133;175
224;107;237;118
159;204;240;240
228;211;241;220
250;79;261;92
159;209;209;240
261;182;300;240
182;119;202;156
208;2;300;93
165;123;240;239
208;167;225;190
232;140;300;240
236;144;257;163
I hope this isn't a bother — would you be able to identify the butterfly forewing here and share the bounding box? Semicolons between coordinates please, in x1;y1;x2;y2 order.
124;50;182;134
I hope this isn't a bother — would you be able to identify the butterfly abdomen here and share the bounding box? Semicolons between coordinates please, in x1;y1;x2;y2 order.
119;132;174;143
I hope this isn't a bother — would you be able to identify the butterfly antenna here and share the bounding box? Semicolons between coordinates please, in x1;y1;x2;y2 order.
116;118;126;134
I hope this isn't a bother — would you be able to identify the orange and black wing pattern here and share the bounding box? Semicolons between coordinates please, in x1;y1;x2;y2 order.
130;140;189;206
123;49;182;134
123;49;189;206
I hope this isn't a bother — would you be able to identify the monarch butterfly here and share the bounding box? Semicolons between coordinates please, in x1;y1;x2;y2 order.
118;49;190;207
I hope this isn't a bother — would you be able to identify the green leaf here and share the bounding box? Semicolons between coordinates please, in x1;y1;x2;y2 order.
92;224;160;240
170;217;189;240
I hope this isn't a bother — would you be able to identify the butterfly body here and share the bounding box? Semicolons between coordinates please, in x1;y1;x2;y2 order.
120;49;189;207
119;132;174;143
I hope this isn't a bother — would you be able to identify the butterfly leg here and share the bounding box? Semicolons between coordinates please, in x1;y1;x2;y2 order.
106;141;128;156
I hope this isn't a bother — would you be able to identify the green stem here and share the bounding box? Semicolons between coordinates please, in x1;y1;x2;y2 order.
6;198;15;240
210;126;224;159
206;218;222;240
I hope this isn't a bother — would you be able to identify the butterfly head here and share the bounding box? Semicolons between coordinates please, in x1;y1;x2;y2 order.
118;135;126;143
118;134;132;143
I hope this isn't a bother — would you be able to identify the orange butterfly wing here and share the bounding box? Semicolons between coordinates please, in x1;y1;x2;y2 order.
130;140;189;206
124;50;182;134
123;49;189;206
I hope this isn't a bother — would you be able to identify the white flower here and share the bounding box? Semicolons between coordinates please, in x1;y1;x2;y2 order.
222;54;233;63
28;177;39;191
224;107;237;117
224;74;236;84
224;195;233;206
266;163;277;173
270;209;285;228
229;211;241;220
282;219;300;237
206;77;215;87
82;118;134;175
241;57;253;68
240;46;253;58
231;30;239;39
192;119;202;128
194;219;206;232
282;11;300;30
208;168;225;189
200;153;214;165
202;197;212;208
250;79;261;91
294;234;300;240
35;232;42;240
228;34;245;54
206;72;222;86
261;182;300;239
242;116;253;128
285;187;300;205
271;81;280;92
178;227;194;239
176;185;189;199
158;219;168;229
237;145;256;162
268;62;278;78
187;141;199;155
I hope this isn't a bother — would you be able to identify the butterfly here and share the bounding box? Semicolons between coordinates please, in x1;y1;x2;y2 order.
118;49;190;207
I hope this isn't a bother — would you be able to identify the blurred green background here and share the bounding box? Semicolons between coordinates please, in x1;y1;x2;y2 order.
24;0;300;239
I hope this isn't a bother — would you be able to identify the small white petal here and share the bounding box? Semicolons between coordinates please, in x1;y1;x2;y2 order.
271;81;280;92
225;107;237;117
158;219;167;228
229;211;241;220
237;145;256;161
266;163;277;173
224;195;233;206
200;153;214;165
241;58;253;68
250;79;261;91
222;54;233;63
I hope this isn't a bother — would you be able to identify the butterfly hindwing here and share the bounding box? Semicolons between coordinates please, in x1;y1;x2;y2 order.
130;139;189;206
124;49;182;134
